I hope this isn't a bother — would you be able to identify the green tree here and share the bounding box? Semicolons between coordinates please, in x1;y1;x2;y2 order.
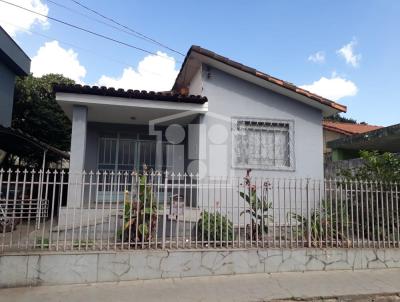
324;113;358;124
11;74;74;166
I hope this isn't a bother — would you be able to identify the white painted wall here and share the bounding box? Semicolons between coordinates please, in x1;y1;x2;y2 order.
188;66;203;95
195;65;324;180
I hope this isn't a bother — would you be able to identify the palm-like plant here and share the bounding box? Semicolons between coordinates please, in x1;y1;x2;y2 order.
119;173;157;243
240;169;273;240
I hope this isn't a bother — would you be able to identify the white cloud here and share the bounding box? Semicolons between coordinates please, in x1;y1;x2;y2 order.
0;0;49;37
308;51;325;63
337;39;361;67
300;74;358;101
97;51;179;91
31;41;86;83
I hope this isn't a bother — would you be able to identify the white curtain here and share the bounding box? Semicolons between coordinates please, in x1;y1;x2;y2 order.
274;129;289;167
233;120;290;168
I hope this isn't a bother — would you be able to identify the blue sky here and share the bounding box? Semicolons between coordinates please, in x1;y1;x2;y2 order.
1;0;399;126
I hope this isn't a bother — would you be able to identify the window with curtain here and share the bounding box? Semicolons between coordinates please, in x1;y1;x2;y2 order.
232;118;294;170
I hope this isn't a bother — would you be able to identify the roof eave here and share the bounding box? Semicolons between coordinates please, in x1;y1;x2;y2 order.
323;125;354;136
174;46;347;116
54;84;208;104
0;26;31;76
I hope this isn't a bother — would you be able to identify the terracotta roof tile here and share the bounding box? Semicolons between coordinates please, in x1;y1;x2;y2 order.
174;46;347;113
54;84;208;104
323;121;383;135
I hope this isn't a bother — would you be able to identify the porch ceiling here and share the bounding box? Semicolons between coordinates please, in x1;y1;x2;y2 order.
56;93;208;125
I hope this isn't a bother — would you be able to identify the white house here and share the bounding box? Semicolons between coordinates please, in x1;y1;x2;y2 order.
55;45;346;194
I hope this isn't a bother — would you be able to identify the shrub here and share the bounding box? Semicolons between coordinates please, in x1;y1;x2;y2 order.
341;151;400;242
197;211;233;243
289;199;348;246
341;150;400;183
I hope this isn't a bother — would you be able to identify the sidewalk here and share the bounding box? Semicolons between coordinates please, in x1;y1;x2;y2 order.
1;269;400;302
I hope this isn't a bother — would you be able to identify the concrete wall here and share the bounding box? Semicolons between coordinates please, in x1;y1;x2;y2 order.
0;61;15;127
197;65;324;179
1;248;400;288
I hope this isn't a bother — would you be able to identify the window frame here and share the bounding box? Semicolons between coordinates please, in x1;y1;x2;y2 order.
96;132;172;172
231;117;295;171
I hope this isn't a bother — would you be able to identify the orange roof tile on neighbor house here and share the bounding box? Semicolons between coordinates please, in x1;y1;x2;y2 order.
323;121;383;136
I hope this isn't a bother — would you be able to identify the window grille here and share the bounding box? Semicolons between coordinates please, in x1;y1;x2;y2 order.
232;118;294;170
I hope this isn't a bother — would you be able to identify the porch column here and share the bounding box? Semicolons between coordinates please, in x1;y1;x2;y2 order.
67;105;88;207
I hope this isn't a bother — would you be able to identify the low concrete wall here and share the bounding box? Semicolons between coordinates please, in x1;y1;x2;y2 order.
1;248;400;288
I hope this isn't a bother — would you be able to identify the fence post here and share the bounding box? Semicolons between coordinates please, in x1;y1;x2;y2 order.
162;172;169;249
306;178;311;248
36;169;44;230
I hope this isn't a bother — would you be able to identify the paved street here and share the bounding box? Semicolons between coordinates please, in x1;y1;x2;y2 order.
1;269;400;302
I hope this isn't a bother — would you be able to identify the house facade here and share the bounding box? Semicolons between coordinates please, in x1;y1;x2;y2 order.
0;26;30;129
328;123;400;160
56;46;347;194
0;25;68;168
323;120;382;156
324;123;398;178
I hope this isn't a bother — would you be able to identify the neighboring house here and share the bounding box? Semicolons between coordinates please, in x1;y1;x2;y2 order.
328;123;400;161
55;45;347;197
0;26;30;128
0;26;68;167
323;121;382;155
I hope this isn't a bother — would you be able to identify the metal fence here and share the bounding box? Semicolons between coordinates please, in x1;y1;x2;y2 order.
0;169;399;252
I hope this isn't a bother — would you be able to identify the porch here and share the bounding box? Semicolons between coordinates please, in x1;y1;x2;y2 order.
55;86;208;209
